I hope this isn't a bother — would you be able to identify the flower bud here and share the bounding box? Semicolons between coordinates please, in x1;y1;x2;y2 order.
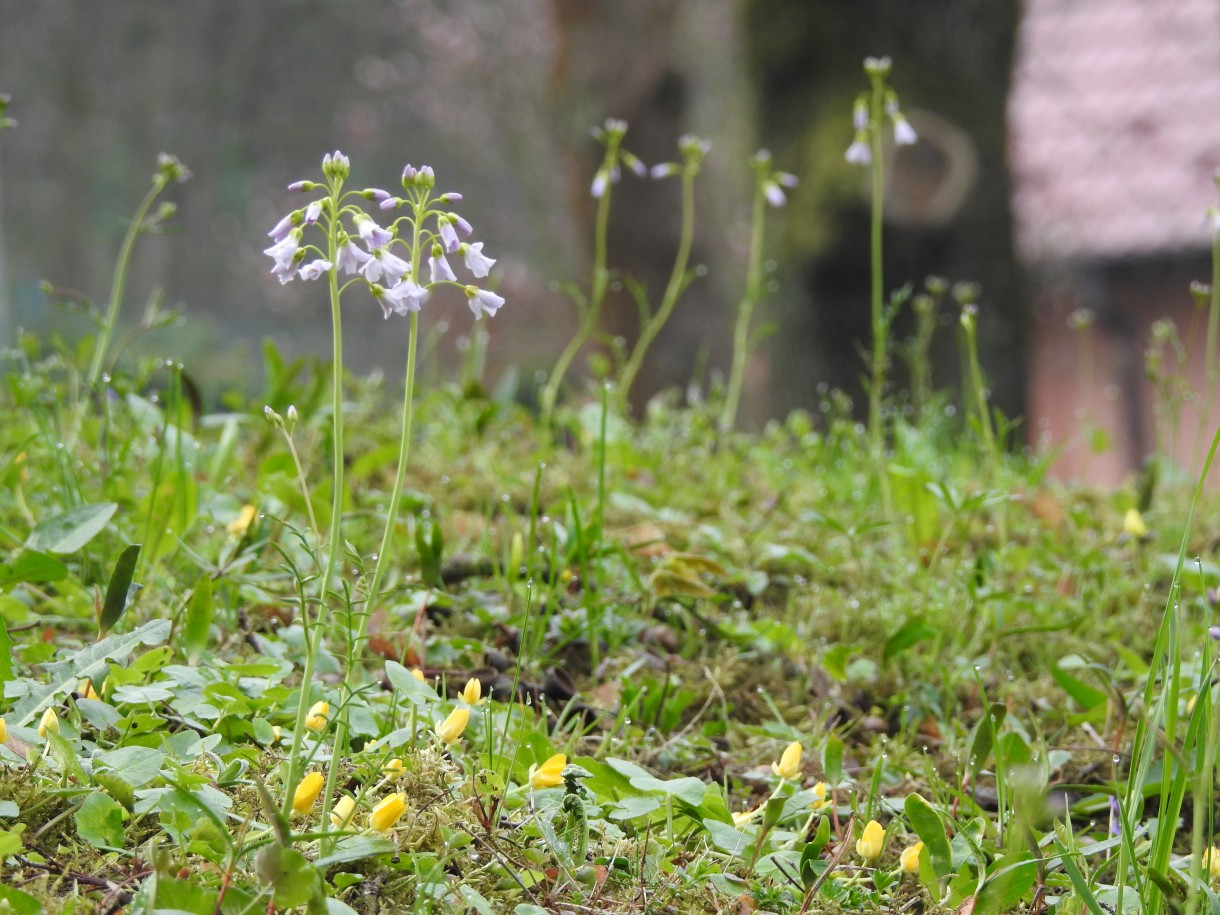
370;792;407;832
856;819;885;861
900;841;924;874
38;707;60;739
292;772;324;814
529;753;567;789
330;794;357;829
305;700;330;733
771;741;802;781
435;707;470;745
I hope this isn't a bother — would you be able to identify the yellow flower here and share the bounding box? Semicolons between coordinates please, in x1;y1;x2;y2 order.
79;679;99;701
528;753;567;789
38;707;60;739
435;707;470;745
292;772;325;814
1124;508;1148;539
809;781;830;812
228;504;258;537
330;795;357;829
771;741;802;781
305;700;329;733
900;841;924;874
370;792;407;832
271;725;282;745
411;668;426;681
856;819;885;861
385;758;404;777
732;806;760;826
1203;847;1220;881
0;717;7;743
460;677;482;706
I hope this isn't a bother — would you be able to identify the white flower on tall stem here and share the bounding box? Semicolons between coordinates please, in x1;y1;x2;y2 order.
362;247;411;286
335;238;372;275
297;259;333;281
354;213;393;250
303;200;323;225
465;286;504;319
375;279;428;318
429;250;456;283
439;218;460;253
264;229;302;283
460;242;496;278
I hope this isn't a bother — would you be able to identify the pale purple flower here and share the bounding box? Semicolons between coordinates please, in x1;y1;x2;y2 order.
361;247;411;286
650;163;677;179
439;192;463;203
287;180;310;192
460;242;496;278
379;197;400;211
354;213;393;250
763;182;787;208
366;188;393;204
429;251;456;283
450;214;473;237
465;286;504;319
777;172;799;188
845;136;872;166
297;259;333;281
322;150;350;177
376;279;428;318
439;218;460;253
402;164;418;183
264;229;302;284
853;100;869;132
335;240;372;276
303;200;322;225
893;116;918;146
623;153;647;177
591;170;609;199
268;213;296;242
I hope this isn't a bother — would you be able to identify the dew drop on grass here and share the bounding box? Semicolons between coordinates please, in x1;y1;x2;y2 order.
1112;755;1121;765
369;554;378;563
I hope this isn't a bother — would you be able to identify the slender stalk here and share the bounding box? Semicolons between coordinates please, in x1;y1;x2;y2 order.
540;153;615;426
1192;235;1220;472
721;173;767;432
618;161;698;410
866;77;892;518
319;209;345;607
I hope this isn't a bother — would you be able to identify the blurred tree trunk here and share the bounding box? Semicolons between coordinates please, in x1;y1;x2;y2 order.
743;0;1028;424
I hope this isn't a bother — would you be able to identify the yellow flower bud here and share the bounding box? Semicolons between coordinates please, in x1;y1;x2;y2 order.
809;781;830;812
1124;508;1148;539
771;741;802;781
305;700;329;733
38;707;60;739
369;792;407;832
330;795;357;829
0;717;7;743
528;753;567;789
732;806;760;826
435;707;470;745
411;668;426;681
292;772;325;814
271;725;282;745
385;758;404;777
856;819;885;861
460;677;482;706
228;504;258;537
900;841;924;874
1204;846;1220;881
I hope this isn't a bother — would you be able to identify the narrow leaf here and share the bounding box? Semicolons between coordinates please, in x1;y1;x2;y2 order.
182;573;213;660
26;502;117;554
98;543;141;634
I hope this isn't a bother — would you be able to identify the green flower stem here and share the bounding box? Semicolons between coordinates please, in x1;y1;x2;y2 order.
721;170;768;432
866;75;892;519
320;206;345;607
540;151;616;426
1193;234;1220;470
617;161;697;411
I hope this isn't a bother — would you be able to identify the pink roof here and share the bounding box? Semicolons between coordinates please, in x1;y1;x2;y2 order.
1009;0;1220;262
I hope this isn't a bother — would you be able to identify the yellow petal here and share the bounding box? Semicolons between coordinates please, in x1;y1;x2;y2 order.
305;700;330;733
1124;508;1148;539
856;819;885;861
435;707;470;745
900;841;924;874
0;716;7;743
528;753;567;789
460;677;482;706
771;741;802;781
292;772;325;814
38;707;60;740
369;792;407;832
228;504;258;537
330;795;357;829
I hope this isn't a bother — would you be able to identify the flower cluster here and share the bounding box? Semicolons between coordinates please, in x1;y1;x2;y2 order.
264;151;503;321
845;56;918;167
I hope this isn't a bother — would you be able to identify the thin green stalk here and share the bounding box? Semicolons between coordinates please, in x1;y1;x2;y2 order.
1191;235;1220;472
866;76;892;518
618;156;699;410
721;171;767;432
541;181;612;426
319;209;345;607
